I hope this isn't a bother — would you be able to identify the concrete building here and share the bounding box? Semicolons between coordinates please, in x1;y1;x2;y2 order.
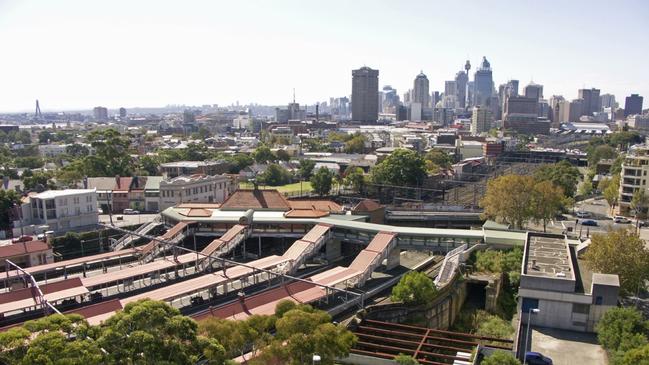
0;240;54;270
93;106;108;121
625;94;644;116
503;96;549;134
600;94;616;109
455;70;468;109
159;174;234;211
119;107;127;118
159;160;230;178
144;176;164;212
473;56;494;107
275;102;306;123
444;81;457;100
18;189;99;234
38;144;69;158
471;106;493;134
519;233;619;332
351;66;379;123
627;114;649;130
578;88;601;116
619;143;649;214
412;72;430;108
523;82;543;101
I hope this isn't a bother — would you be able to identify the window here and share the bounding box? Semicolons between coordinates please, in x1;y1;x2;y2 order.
209;185;212;191
521;298;539;313
75;207;81;215
73;197;80;204
86;195;92;203
595;296;603;305
572;303;589;314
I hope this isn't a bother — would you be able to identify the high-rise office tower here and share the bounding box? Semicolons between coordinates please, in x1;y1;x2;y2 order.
382;85;399;113
471;106;493;134
93;106;108;121
578;88;601;116
412;71;430;108
119;107;127;118
600;94;616;109
473;56;494;108
524;82;543;101
568;99;583;122
455;70;468;109
431;91;441;106
625;94;644;116
351;66;379;122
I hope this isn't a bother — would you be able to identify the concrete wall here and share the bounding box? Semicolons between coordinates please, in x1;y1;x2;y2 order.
364;272;467;330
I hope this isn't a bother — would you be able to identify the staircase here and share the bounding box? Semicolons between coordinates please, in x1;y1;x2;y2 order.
111;217;163;251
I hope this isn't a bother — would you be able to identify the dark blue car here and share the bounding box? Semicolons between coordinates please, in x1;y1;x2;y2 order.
525;351;553;365
581;219;598;226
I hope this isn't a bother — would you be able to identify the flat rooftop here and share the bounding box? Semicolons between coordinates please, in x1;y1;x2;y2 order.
525;234;574;280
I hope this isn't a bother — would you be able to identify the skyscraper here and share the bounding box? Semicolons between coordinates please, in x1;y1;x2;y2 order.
524;82;543;101
93;106;108;121
625;94;644;116
473;56;494;108
578;88;601;116
600;94;616;109
351;67;379;122
412;71;430;108
382;85;399;113
455;70;468;109
119;107;127;118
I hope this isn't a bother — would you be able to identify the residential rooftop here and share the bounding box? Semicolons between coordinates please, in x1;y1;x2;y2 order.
34;189;96;199
524;234;574;280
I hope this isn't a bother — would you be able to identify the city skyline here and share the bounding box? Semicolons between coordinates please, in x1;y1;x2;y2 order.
1;0;648;112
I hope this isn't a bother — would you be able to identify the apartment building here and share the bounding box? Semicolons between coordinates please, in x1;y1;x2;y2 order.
619;143;649;215
15;189;99;234
159;174;234;211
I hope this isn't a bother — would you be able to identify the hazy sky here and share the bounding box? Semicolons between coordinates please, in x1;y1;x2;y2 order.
1;0;648;112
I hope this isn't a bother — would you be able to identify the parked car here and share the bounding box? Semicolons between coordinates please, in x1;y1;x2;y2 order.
123;209;140;215
614;215;631;224
576;211;590;218
581;219;598;226
11;235;33;243
525;352;553;365
640;221;649;228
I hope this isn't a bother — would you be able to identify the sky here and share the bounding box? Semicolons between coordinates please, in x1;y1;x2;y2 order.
0;0;648;112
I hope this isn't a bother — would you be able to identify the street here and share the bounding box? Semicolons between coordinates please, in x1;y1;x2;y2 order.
98;213;158;227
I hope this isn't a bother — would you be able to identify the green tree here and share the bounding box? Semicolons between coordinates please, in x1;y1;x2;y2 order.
394;353;420;365
226;154;254;174
481;175;535;229
482;351;521;365
371;149;427;187
253;304;356;365
531;180;566;232
84;129;133;177
22;170;55;191
253;145;276;164
258;164;291;186
424;149;452;170
310;167;334;196
297;159;316;180
0;314;103;365
631;189;649;220
585;229;649;295
275;149;290;162
0;189;21;234
344;134;365;153
602;175;621;213
14;156;44;169
477;315;514;340
596;307;648;353
588;144;618;166
621;343;649;365
344;166;365;193
98;299;225;365
533;160;581;198
66;143;90;158
138;155;160;176
390;271;437;305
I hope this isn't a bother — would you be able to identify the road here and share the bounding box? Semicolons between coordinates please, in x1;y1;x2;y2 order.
99;214;158;227
529;196;649;242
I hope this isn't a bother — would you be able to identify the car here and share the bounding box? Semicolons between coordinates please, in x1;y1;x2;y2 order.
640;221;649;228
11;235;33;243
576;211;590;218
581;219;598;226
123;209;140;215
614;215;631;224
525;351;553;365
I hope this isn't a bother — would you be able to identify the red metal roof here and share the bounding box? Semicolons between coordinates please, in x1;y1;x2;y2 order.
220;189;291;210
365;232;396;253
301;224;331;243
0;240;50;259
349;250;380;273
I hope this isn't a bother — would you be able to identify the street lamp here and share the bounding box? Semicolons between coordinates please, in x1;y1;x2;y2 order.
312;354;321;365
523;308;540;365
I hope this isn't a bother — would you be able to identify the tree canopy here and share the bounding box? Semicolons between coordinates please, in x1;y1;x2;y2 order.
258;164;291;186
371;149;427;187
394;353;420;365
253;145;276;164
297;159;316;180
391;271;437;305
0;189;21;231
481;175;536;229
310;167;334;196
584;229;649;295
533;160;581;198
481;351;521;365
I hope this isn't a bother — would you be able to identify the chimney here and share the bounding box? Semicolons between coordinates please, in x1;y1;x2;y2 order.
83;176;88;189
115;175;121;188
